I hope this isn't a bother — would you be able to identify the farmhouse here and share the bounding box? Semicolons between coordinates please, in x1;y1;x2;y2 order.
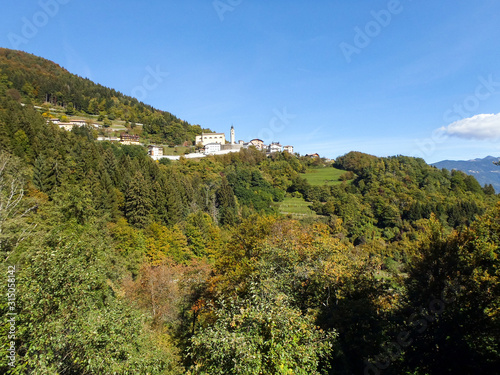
120;134;140;145
148;145;163;157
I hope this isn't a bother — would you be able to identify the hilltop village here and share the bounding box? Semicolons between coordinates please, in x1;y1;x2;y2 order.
47;115;297;161
155;125;295;161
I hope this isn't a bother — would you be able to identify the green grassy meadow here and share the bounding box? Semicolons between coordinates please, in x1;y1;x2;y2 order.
162;146;191;155
302;167;346;186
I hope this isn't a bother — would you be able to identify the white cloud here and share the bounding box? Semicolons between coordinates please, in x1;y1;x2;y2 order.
440;113;500;140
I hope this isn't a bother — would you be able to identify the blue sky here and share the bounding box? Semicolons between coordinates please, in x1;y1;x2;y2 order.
1;0;500;163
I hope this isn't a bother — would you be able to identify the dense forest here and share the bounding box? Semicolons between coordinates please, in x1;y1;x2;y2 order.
0;50;499;374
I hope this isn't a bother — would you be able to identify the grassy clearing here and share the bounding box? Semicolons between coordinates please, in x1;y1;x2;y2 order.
162;146;191;156
279;197;317;218
302;167;346;186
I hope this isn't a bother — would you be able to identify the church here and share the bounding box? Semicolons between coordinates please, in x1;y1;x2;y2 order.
195;132;226;146
195;125;238;147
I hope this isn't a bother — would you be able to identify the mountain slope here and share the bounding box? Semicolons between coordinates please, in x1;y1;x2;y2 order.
0;48;208;145
432;155;500;192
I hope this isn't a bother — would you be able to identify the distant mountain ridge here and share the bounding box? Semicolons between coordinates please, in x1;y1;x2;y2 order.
432;156;500;192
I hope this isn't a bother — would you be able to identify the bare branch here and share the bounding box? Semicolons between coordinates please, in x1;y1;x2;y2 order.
0;151;37;261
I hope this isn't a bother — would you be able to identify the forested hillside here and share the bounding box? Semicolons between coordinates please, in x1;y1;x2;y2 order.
0;54;498;374
0;48;207;145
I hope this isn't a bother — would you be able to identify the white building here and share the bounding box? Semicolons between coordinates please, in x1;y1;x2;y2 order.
283;145;294;153
70;119;87;126
204;142;222;155
97;136;120;142
56;119;100;130
58;123;75;131
148;145;164;157
268;142;282;153
249;139;265;150
195;132;226;146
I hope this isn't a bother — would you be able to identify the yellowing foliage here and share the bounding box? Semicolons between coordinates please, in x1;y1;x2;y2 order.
144;222;193;265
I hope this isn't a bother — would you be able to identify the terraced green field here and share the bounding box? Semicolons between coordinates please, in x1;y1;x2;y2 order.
302;167;346;186
279;197;317;218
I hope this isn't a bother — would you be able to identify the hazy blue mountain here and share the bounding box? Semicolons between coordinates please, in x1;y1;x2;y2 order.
432;156;500;192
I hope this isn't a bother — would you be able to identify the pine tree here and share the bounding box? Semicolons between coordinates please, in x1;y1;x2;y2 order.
217;176;238;226
483;183;496;195
124;171;152;228
32;155;56;193
151;180;169;224
165;182;184;226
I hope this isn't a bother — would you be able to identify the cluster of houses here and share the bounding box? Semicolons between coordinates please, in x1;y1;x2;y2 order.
48;117;144;146
148;126;296;161
194;126;294;156
148;126;297;161
49;116;300;161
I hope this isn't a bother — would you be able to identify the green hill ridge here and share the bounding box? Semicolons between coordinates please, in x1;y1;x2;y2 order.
0;47;209;146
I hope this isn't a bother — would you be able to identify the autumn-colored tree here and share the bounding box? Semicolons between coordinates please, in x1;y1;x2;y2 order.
144;222;193;265
124;259;211;328
396;206;500;374
182;212;222;257
188;282;336;375
0;222;183;375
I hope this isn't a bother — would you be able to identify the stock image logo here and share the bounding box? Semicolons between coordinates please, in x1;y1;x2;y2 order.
7;0;71;49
